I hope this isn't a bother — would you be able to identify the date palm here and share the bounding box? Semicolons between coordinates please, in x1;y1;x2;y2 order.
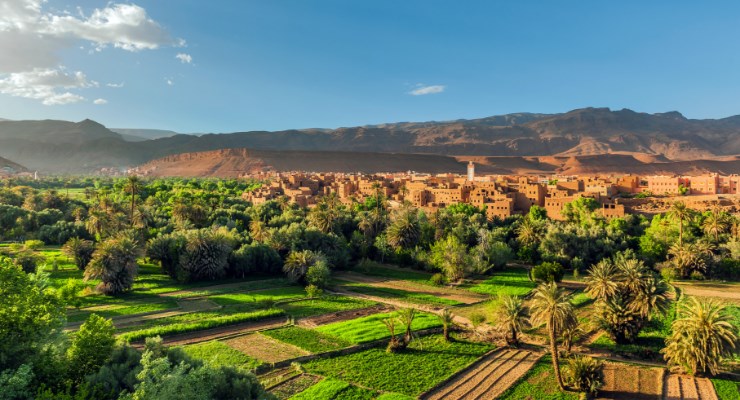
529;282;576;390
516;218;541;247
702;207;728;243
662;297;737;376
584;260;618;301
669;201;691;245
282;250;325;283
438;309;456;342
386;207;421;250
493;294;529;346
84;235;141;295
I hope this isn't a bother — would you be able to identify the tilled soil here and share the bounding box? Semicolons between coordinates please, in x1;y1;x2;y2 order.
663;374;719;400
268;374;322;400
422;348;540;400
225;333;310;363
599;362;663;400
135;317;287;348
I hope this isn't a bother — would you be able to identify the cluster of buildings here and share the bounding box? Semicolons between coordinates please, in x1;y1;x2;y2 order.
242;162;740;220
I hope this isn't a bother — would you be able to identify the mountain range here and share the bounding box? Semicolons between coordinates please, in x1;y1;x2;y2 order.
1;107;740;174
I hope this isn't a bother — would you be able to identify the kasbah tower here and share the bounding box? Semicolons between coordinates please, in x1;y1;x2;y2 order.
467;161;475;181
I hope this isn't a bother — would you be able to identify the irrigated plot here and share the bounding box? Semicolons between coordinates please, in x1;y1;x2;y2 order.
423;348;542;400
663;374;719;400
224;333;310;363
599;362;664;399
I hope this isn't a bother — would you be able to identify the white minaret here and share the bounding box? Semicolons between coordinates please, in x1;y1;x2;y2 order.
467;161;475;181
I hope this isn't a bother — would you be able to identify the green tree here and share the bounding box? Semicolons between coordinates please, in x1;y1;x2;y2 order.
662;297;737;376
84;235;141;295
125;176;142;228
305;260;331;289
429;235;470;282
584;260;619;301
669;201;692;245
67;314;116;383
529;282;576;391
493;294;528;346
0;258;65;372
62;237;95;271
386;207;421;250
283;250;326;284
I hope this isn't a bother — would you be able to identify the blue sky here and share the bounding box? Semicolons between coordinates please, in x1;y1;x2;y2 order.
1;1;739;132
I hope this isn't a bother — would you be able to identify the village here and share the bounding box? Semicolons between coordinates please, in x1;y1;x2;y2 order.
244;162;740;219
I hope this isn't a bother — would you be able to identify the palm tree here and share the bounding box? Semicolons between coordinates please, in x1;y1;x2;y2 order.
84;235;141;295
397;308;417;346
493;294;528;346
282;250;324;283
529;282;576;390
516;218;541;247
62;237;95;271
662;297;737;376
629;275;671;320
438;309;456;342
249;220;270;242
85;207;109;239
584;260;619;301
669;201;692;245
386;207;421;250
702;207;728;243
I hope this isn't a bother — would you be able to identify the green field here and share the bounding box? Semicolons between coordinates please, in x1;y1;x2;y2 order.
262;326;351;353
291;378;377;400
316;311;441;344
303;335;493;396
711;378;740;400
466;269;535;297
181;341;262;370
280;297;377;319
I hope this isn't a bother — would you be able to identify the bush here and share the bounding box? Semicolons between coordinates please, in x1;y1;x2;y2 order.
305;284;324;298
470;313;486;328
23;240;44;250
306;260;331;288
690;270;705;281
531;261;564;283
429;273;446;286
67;314;116;383
713;258;740;281
565;355;604;396
13;250;42;274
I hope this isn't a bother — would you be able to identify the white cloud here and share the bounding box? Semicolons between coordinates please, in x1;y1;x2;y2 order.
0;0;183;105
176;53;192;64
0;67;92;105
106;82;124;88
93;98;107;105
166;78;174;86
409;84;445;96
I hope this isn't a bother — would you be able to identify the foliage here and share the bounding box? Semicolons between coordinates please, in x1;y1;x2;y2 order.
662;297;737;376
564;356;603;396
711;378;740;400
181;341;262;370
315;311;441;344
467;269;535;297
305;260;331;288
62;238;95;271
531;261;564;283
429;235;471;281
178;228;236;282
283;250;326;284
84;234;141;295
292;378;377;400
0;258;65;372
493;294;528;345
67;314;116;383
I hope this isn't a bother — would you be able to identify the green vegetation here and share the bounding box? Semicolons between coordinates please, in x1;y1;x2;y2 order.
280;296;377;319
304;335;493;396
181;341;262;370
291;378;377;400
209;286;307;306
498;356;580;400
262;326;350;353
354;264;432;283
67;299;179;322
315;311;441;344
119;308;285;342
339;282;462;306
711;378;740;400
467;269;535;297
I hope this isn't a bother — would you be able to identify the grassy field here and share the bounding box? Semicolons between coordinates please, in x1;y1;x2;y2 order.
339;282;463;307
119;308;285;342
181;341;262;370
209;286;307;306
262;326;351;353
67;299;179;322
497;356;579;400
291;378;377;400
315;311;441;344
466;269;535;297
303;335;493;396
353;264;433;284
711;378;740;400
280;297;377;319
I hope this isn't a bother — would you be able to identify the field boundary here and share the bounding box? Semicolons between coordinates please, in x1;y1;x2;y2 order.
416;347;502;399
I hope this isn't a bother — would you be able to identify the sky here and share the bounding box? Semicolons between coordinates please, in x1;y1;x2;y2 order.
1;1;739;133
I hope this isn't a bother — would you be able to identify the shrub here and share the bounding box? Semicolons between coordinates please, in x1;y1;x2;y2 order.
306;260;331;288
23;240;44;250
712;258;740;281
305;284;324;298
470;313;486;328
429;273;446;286
58;279;85;309
531;261;564;283
62;237;95;271
67;314;116;383
12;250;42;274
690;270;705;281
84;235;141;295
565;356;604;396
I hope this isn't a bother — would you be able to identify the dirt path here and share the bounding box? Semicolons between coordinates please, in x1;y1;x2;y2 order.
335;271;488;304
673;283;740;303
663;374;718;400
422;348;541;400
297;304;390;328
131;317;287;348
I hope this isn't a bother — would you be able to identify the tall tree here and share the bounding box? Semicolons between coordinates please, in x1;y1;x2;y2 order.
493;294;528;346
529;282;576;390
84;235;141;295
125;176;142;228
669;201;691;245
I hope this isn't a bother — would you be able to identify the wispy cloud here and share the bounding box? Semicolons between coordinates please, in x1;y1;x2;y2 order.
409;84;445;96
93;98;107;105
176;53;192;64
0;67;94;105
106;82;124;88
165;78;174;86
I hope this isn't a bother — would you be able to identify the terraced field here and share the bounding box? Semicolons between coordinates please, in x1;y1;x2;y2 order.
423;348;541;400
598;362;720;400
